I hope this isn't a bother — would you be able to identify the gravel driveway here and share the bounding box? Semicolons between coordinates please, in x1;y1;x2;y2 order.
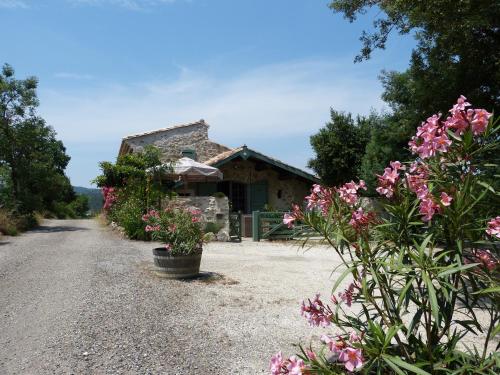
0;219;342;374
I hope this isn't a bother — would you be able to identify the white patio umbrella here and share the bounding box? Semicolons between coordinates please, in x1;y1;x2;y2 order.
172;157;223;181
151;157;223;182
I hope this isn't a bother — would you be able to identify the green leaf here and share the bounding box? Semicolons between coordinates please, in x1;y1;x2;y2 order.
437;263;479;278
331;266;354;294
422;272;439;323
472;286;500;295
382;355;431;375
397;277;415;310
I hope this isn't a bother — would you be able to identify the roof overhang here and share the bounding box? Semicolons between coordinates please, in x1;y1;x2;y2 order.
208;146;319;183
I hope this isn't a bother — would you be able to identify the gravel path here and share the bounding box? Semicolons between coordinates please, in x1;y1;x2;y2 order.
0;219;342;374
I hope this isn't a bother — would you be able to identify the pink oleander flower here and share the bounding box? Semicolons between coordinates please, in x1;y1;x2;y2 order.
349;331;361;343
452;95;471;112
306;185;335;215
191;216;201;223
321;334;346;354
102;186;117;210
419;195;441;222
337;180;367;207
283;213;296;228
286;356;305;375
409;114;452;159
165;243;172;251
349;208;377;233
440;192;453;206
144;225;160;232
471;109;492;135
270;351;285;375
376;162;404;198
338;347;364;372
338;283;356;307
470;249;498;271
300;294;332;327
486;216;500;239
283;204;303;228
305;349;317;361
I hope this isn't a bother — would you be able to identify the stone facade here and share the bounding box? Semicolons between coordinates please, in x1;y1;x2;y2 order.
174;196;230;241
219;159;310;211
122;121;230;163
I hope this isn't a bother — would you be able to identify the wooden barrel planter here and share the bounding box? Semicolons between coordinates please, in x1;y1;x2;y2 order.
152;248;202;279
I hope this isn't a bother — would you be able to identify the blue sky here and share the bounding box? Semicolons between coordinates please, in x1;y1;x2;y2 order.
0;0;415;187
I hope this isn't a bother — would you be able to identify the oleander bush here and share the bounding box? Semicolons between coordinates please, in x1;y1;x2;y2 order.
273;97;500;374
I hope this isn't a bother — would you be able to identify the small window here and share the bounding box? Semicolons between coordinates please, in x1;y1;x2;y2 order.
181;149;197;160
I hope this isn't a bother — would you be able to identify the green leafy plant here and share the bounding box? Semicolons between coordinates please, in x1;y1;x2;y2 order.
273;97;499;374
142;201;205;256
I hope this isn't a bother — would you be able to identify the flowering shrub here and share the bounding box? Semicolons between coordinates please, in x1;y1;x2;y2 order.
102;186;117;211
142;201;204;256
274;97;499;374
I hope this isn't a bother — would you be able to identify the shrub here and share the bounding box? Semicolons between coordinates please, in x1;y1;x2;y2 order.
0;209;18;235
274;97;499;374
204;222;223;235
113;197;149;240
142;201;204;255
0;209;39;235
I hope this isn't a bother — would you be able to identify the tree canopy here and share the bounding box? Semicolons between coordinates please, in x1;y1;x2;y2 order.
0;63;76;215
316;0;500;191
308;110;374;186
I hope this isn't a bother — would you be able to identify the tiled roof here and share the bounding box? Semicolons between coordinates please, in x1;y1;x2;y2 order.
122;119;207;141
205;146;319;182
203;147;242;165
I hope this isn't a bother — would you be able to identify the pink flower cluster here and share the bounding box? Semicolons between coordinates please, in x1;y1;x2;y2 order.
145;225;160;232
300;294;332;327
349;208;377;232
468;249;499;271
444;95;492;136
305;184;334;215
102;186;117;211
270;352;306;375
376;161;404;198
283;204;303;229
338;282;357;307
405;163;453;222
142;209;160;222
336;180;366;207
408;114;452;159
321;332;364;372
486;216;500;239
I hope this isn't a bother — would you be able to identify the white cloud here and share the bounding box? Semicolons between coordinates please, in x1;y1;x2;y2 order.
39;59;385;185
0;0;28;8
54;72;94;80
40;59;384;145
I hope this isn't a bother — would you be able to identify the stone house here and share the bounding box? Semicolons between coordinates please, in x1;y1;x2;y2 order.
118;120;318;237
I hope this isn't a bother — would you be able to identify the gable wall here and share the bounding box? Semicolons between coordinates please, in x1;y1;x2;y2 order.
124;123;230;162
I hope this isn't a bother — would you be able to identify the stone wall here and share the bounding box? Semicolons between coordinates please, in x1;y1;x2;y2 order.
219;160;311;211
175;196;230;241
124;122;231;162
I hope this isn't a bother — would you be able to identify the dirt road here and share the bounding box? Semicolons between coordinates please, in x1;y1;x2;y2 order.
0;219;340;374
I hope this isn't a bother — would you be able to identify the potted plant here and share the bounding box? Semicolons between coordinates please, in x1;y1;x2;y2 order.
142;202;205;279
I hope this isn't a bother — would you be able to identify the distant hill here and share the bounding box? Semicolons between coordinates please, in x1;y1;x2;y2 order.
73;186;103;213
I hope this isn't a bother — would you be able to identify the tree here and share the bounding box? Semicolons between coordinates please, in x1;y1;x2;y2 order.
308;110;374;186
0;64;74;213
329;0;500;182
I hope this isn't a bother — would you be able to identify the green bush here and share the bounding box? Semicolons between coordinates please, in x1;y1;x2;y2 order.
204;221;222;234
112;197;149;240
51;201;76;219
0;209;39;235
